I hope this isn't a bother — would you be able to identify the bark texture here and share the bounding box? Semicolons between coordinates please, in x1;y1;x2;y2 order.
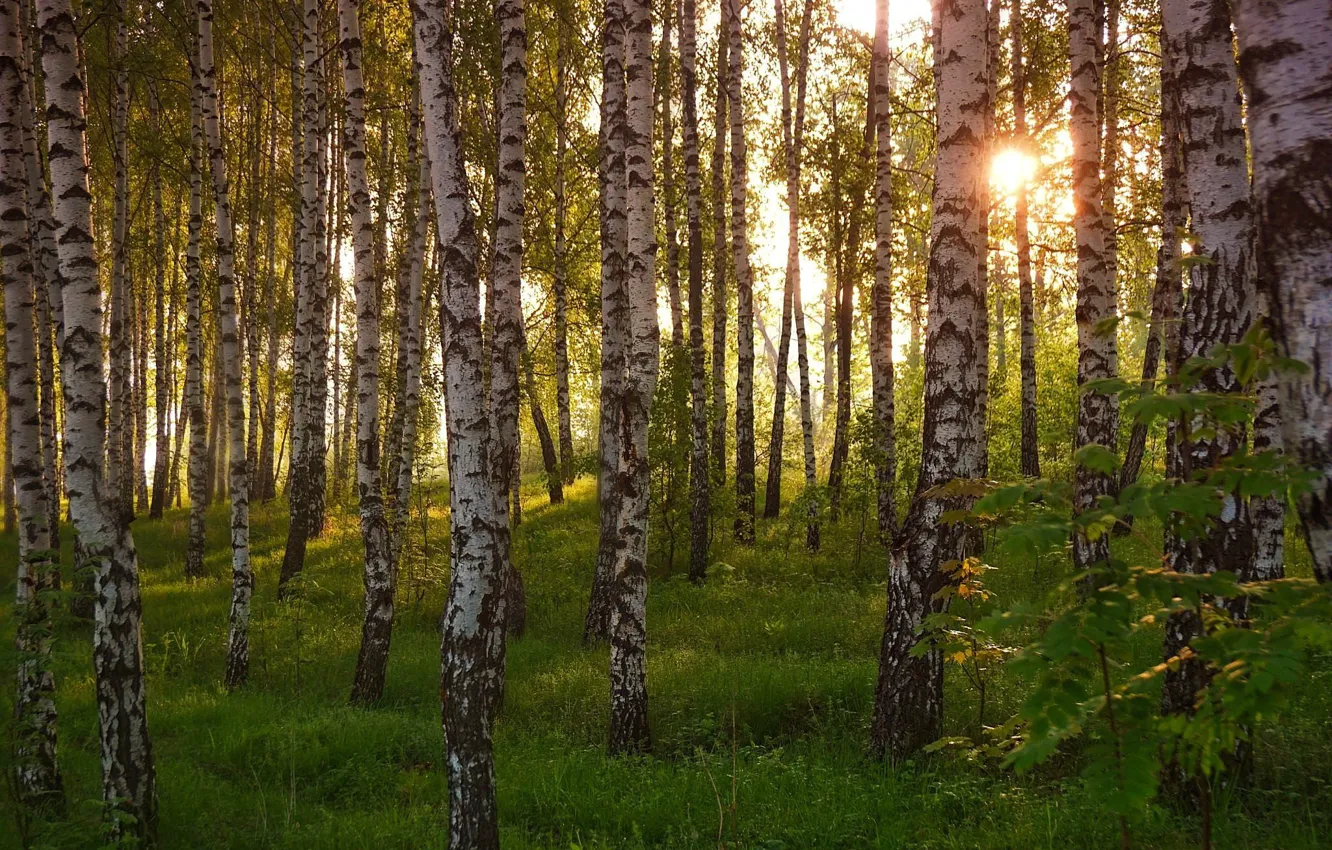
726;0;755;543
870;0;986;761
870;0;896;539
1231;0;1332;581
38;0;157;830
198;0;253;691
414;0;508;845
1068;0;1119;576
0;7;61;802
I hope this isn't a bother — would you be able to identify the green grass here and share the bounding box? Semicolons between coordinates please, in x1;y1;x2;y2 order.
2;476;1330;848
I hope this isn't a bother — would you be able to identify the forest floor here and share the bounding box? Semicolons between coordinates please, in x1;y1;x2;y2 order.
2;476;1330;848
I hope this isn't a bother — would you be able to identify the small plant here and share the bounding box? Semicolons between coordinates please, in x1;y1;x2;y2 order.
916;557;1016;734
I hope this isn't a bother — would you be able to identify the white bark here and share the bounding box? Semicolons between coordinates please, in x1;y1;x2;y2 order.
413;0;507;844
1;5;61;802
871;0;895;539
726;0;755;542
37;0;156;830
198;0;252;690
341;0;394;705
1230;0;1332;580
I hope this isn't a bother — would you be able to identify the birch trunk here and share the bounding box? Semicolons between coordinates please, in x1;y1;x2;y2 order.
1230;0;1332;581
388;79;430;568
726;0;755;543
1068;0;1118;576
658;9;683;346
490;0;527;639
341;0;395;705
38;0;156;829
587;0;628;643
524;345;563;504
609;0;658;754
870;0;895;539
413;0;508;843
185;58;208;580
1160;0;1257;714
554;5;574;484
1013;0;1039;478
260;90;280;503
870;0;986;760
13;0;61;557
150;85;170;518
108;10;132;523
280;0;330;595
0;8;61;802
709;10;727;486
679;0;710;579
198;0;252;690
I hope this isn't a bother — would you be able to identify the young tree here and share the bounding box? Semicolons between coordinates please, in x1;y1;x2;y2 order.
198;0;253;691
37;0;157;830
1068;0;1118;576
870;0;987;760
553;1;575;484
185;50;208;580
1012;0;1039;478
414;0;509;844
1230;0;1332;582
0;6;61;803
108;8;133;523
678;0;710;579
608;0;659;754
149;85;171;520
870;0;895;539
726;0;756;543
491;0;528;637
709;10;728;486
341;0;395;705
1119;31;1183;494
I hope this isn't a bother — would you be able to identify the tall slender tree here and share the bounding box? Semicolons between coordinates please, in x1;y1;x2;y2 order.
185;49;208;580
0;5;61;803
709;8;728;486
870;0;896;539
1068;0;1118;577
587;0;629;642
679;0;710;579
198;0;253;691
609;0;658;754
491;0;528;638
553;0;575;484
1012;0;1039;478
414;0;509;844
37;0;157;830
342;0;394;705
726;0;755;543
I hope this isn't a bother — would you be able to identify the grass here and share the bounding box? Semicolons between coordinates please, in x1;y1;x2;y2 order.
2;474;1330;848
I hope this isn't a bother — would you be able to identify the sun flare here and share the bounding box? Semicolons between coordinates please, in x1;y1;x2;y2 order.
991;148;1037;195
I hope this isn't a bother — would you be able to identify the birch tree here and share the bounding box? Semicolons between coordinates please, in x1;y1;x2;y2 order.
870;0;987;760
198;0;253;690
414;0;509;844
710;10;728;486
1230;0;1332;582
1012;0;1039;478
554;1;574;484
726;0;756;543
340;0;395;705
491;0;528;637
185;52;208;580
37;0;157;830
587;0;628;641
678;0;710;579
609;0;658;755
1068;0;1118;576
870;0;895;539
1;6;60;803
